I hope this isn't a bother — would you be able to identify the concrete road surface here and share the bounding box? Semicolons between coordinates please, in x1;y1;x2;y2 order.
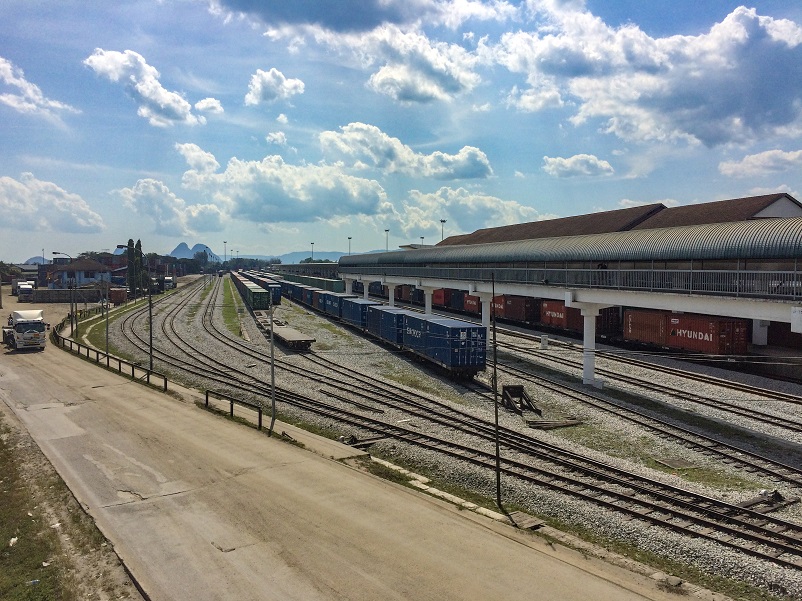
0;344;683;601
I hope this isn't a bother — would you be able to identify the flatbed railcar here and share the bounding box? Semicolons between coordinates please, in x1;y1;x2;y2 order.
252;310;315;350
278;278;486;377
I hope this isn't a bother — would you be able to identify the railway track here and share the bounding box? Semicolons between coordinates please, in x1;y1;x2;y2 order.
496;336;802;436
111;277;802;572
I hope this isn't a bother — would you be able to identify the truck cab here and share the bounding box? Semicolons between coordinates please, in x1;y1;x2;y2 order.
3;310;48;351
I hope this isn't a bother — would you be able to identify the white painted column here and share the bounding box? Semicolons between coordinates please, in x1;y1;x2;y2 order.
363;283;369;299
752;319;769;346
388;285;396;307
424;289;433;314
476;292;493;339
344;278;354;294
581;306;600;387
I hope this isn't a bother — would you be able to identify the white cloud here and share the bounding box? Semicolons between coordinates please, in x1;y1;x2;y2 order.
719;149;802;178
244;68;304;106
320;122;492;179
177;146;388;224
491;6;802;146
84;49;205;127
364;27;480;103
212;0;515;33
276;113;288;124
0;173;103;233
195;97;224;113
266;131;287;146
0;56;79;119
397;187;541;236
175;143;220;181
117;178;223;235
542;154;614;177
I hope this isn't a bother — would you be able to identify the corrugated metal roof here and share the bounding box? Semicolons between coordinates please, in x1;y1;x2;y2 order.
340;217;802;267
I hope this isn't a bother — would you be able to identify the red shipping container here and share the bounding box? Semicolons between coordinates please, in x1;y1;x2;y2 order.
504;296;539;323
624;310;667;345
565;306;620;335
464;294;481;314
540;300;568;328
395;285;411;302
491;295;505;320
432;288;453;307
666;314;748;355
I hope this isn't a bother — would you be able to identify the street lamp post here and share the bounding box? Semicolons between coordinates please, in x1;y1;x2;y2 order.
311;242;314;261
224;241;227;266
348;236;352;256
420;236;424;247
117;244;153;371
384;229;389;252
440;219;447;241
52;252;76;336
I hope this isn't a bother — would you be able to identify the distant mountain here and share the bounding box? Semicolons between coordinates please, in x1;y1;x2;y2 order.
168;243;220;262
165;242;385;264
24;256;47;264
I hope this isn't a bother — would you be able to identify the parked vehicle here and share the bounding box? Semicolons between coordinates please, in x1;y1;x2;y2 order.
3;310;49;350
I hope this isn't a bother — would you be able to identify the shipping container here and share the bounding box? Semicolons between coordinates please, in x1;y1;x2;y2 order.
450;290;465;312
768;321;802;349
367;306;413;346
503;295;539;323
432;288;452;307
324;293;357;318
341;298;380;329
624;310;749;355
395;285;412;302
410;288;425;305
491;295;505;320
540;300;568;328
425;318;486;372
665;314;748;355
463;294;481;314
623;310;667;345
109;287;128;306
402;313;428;353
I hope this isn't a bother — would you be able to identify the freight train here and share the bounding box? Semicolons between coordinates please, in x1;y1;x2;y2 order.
348;281;751;357
239;271;486;377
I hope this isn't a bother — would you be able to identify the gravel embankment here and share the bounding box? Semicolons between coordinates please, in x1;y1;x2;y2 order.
109;279;802;598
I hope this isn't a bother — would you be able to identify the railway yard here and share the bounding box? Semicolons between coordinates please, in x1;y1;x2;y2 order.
17;272;795;599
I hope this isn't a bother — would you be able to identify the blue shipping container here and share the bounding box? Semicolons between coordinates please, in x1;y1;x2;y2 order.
341;298;380;329
425;318;486;370
450;290;465;311
380;308;414;345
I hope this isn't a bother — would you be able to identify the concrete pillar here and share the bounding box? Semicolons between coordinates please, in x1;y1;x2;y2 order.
752;319;769;346
344;278;354;294
388;285;396;307
363;283;369;300
476;292;493;339
581;306;601;387
424;289;433;314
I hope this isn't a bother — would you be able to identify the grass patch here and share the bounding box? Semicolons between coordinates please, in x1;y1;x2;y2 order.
221;279;243;337
0;421;63;599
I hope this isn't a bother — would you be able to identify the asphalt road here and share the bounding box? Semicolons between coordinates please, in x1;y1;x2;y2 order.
0;338;681;600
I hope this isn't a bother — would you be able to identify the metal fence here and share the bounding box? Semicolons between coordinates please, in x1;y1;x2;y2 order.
51;316;168;392
341;266;802;300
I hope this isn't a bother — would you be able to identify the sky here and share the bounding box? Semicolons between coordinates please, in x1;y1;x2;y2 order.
3;1;802;262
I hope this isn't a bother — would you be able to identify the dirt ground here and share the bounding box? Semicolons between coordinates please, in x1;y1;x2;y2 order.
1;285;142;600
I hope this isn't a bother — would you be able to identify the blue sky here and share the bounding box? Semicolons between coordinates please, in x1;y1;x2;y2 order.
3;1;802;262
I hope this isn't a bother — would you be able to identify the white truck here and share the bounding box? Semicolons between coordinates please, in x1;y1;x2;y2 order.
3;310;49;351
17;283;34;302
